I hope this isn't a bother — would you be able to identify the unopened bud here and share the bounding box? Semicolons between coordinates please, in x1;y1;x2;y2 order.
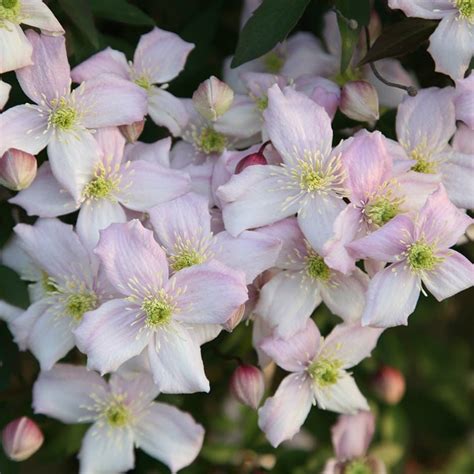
2;417;44;462
235;141;270;174
340;80;379;122
192;76;234;121
230;364;265;410
119;120;145;143
222;304;245;332
0;149;37;191
373;365;405;405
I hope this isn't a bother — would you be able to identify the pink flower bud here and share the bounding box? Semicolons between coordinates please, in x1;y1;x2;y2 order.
0;149;37;191
222;304;245;332
235;141;270;174
340;80;379;122
192;76;234;121
2;417;44;462
119;120;145;143
373;365;406;405
230;364;265;410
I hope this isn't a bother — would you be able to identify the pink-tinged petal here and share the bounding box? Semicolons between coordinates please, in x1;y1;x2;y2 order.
33;363;108;423
94;220;169;297
71;48;129;83
218;165;298;236
0;105;50;156
80;73;147;128
256;271;321;339
258;373;313;448
332;412;375;461
47;129;100;201
9;162;77;217
0;23;32;74
439;153;474;210
0;79;11;109
0;301;22;325
134;402;204;473
187;323;222;345
294;75;340;120
264;85;332;166
298;195;346;255
454;75;474;129
396;87;455;155
214;95;261;139
170;260;248;325
149;192;211;253
20;0;65;34
396;170;440;212
423;250;474;301
14;218;92;283
417;185;472;248
1;235;42;281
252;315;274;369
117;160;191;212
362;263;420;327
342;131;392;201
17;30;69;102
322;323;384;369
78;423;135;473
133;27;194;84
109;372;159;409
148;325;209;393
76;200;127;252
260;318;321;371
212;230;282;284
9;300;47;350
428;14;474;80
28;307;75;370
348;215;415;262
453;124;474;154
314;372;369;414
319;269;369;323
387;0;454;19
75;299;150;374
124;137;171;167
241;72;288;99
94;126;126;168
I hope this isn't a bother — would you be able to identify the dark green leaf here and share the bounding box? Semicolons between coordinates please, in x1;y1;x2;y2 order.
90;0;154;26
358;18;438;66
58;0;99;48
337;16;358;72
231;0;311;68
335;0;370;26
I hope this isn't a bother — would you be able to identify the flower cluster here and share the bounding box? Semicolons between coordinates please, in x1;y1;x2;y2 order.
0;0;472;472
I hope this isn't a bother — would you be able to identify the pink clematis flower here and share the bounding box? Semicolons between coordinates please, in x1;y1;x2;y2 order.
453;73;474;129
149;192;281;284
10;127;191;250
6;219;112;370
71;27;194;136
258;319;383;447
349;185;474;327
255;217;369;338
0;31;147;200
388;0;474;80
217;85;347;252
0;0;64;73
74;220;248;394
33;364;204;473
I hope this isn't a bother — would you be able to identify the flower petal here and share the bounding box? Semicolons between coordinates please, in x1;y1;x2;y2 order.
20;0;65;34
387;0;454;19
0;23;32;74
124;137;171;167
439;152;474;210
71;47;130;82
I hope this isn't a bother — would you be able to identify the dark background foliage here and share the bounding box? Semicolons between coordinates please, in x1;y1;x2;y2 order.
0;1;473;473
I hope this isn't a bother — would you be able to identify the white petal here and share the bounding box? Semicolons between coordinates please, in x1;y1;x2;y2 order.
0;23;32;73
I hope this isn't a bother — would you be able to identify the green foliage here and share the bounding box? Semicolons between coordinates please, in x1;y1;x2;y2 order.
90;0;154;26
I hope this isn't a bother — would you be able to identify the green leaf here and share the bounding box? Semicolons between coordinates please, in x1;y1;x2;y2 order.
58;0;99;48
90;0;154;26
337;16;358;72
335;0;370;26
358;18;438;66
231;0;311;68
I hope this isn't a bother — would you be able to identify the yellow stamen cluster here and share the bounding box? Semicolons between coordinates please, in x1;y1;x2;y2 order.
65;292;97;321
49;98;78;131
195;127;227;154
0;0;21;25
308;358;342;387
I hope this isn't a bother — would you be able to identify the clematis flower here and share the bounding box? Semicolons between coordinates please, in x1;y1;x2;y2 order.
258;319;383;447
6;218;111;370
33;364;204;473
255;217;369;338
10;127;191;250
217;85;347;253
74;220;248;394
71;27;194;136
0;31;147;200
0;0;63;73
0;79;11;109
453;73;474;129
388;0;474;80
349;185;474;327
149;192;282;284
390;87;474;209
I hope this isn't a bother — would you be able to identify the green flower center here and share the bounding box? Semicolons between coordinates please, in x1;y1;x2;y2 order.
263;51;284;74
333;67;362;86
365;196;399;227
407;241;440;272
410;149;437;174
308;358;342;387
344;459;372;474
456;0;474;21
196;127;227;154
104;399;130;427
170;248;205;272
256;95;269;112
135;76;152;91
66;292;97;321
306;254;331;281
50;98;78;131
299;164;328;192
41;272;58;294
0;0;20;24
142;295;173;328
